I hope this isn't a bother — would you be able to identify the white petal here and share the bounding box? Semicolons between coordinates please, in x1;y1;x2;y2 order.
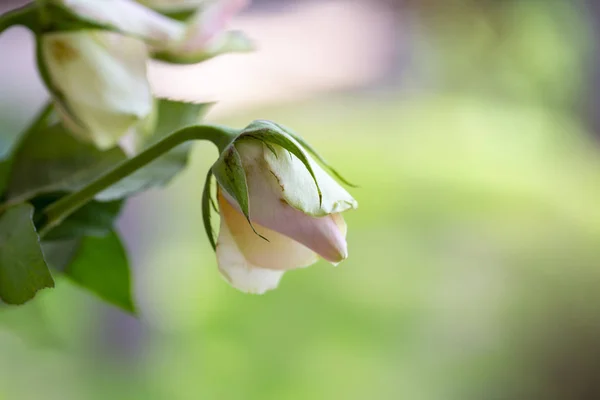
224;141;349;263
216;202;284;294
218;191;318;270
42;30;153;149
261;131;357;217
55;0;185;44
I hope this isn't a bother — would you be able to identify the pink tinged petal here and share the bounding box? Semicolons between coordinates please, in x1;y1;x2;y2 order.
222;141;349;264
176;0;250;53
218;191;319;271
330;213;348;264
216;201;284;294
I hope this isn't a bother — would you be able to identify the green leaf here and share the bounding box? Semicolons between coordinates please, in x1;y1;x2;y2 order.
0;159;13;198
240;120;323;205
201;169;217;250
0;3;39;34
31;193;123;240
0;204;54;305
96;99;212;201
0;104;55;200
268;120;357;187
5;123;126;205
65;230;134;313
152;99;213;142
46;200;122;240
212;145;267;241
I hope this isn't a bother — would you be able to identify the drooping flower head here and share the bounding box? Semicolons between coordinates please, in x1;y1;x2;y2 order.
206;121;358;294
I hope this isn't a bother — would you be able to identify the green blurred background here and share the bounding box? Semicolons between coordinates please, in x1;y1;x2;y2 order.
2;0;600;399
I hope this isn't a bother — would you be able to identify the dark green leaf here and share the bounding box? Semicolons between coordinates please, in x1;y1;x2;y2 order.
269;120;357;187
212;145;267;241
240;120;323;205
40;198;123;241
1;103;55;199
0;159;12;198
96;99;212;201
0;204;54;305
201;169;217;250
65;230;134;313
6;123;126;204
152;99;213;142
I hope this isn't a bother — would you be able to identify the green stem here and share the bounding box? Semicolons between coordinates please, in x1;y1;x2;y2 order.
37;125;237;237
0;3;39;34
35;0;49;27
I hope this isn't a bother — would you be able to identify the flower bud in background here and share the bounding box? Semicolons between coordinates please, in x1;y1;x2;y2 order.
207;121;357;294
41;30;153;149
51;0;253;63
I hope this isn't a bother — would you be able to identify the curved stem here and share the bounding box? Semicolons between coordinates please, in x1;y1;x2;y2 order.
38;124;238;237
0;3;39;34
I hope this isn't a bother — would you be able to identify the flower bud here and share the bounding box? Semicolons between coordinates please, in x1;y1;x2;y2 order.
41;30;153;149
209;121;357;294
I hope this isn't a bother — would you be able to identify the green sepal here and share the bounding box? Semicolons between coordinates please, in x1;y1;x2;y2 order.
201;169;217;250
268;120;358;188
239;120;323;206
152;31;254;65
0;3;39;34
212;144;268;241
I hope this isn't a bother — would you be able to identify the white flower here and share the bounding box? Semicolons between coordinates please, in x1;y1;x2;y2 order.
212;125;357;294
41;30;153;149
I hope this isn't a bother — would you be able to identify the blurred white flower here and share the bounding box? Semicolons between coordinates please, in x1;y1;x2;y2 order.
41;30;153;149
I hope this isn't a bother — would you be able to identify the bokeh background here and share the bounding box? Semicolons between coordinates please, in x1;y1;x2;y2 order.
2;0;600;399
